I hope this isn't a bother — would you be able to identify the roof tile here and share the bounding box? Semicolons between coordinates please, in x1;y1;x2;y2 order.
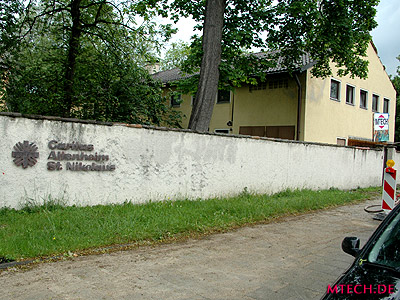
152;52;315;83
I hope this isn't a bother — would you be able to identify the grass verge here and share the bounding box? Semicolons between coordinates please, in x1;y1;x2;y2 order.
0;187;380;261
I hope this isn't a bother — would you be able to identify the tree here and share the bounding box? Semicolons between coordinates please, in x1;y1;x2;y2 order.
169;0;379;131
161;40;191;71
0;0;181;126
0;0;22;71
188;0;225;131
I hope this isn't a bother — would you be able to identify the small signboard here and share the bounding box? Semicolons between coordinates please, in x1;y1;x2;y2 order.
374;113;389;142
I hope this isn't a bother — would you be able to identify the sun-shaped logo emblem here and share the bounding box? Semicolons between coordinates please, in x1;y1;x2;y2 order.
11;141;39;169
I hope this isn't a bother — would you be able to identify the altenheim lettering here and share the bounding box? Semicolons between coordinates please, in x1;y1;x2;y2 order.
47;140;116;172
48;151;109;161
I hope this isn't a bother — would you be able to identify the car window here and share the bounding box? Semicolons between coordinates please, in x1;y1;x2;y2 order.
368;212;400;268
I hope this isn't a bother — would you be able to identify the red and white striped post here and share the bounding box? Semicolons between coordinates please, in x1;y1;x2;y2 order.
382;160;397;212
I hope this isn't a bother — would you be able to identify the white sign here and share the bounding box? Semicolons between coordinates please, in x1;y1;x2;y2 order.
374;113;389;131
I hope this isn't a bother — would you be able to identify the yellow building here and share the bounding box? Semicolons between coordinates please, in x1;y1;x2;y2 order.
153;42;396;146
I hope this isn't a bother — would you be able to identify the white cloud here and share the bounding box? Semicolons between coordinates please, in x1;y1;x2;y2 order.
371;0;400;76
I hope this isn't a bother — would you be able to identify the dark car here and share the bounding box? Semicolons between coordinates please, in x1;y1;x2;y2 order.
321;204;400;299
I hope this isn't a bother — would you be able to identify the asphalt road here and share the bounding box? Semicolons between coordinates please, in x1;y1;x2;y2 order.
0;199;381;300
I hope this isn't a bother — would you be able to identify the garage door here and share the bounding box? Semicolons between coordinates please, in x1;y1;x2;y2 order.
239;126;295;140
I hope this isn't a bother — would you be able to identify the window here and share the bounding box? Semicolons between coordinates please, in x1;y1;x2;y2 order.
217;90;230;104
214;129;230;134
383;98;390;113
191;93;197;106
360;90;368;109
368;209;400;268
330;79;340;101
346;85;355;105
269;79;288;89
372;94;379;112
337;138;346;146
170;94;181;107
249;82;267;92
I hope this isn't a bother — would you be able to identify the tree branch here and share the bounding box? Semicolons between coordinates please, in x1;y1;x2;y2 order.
21;5;71;39
81;19;136;32
78;0;125;21
81;29;122;50
78;1;107;10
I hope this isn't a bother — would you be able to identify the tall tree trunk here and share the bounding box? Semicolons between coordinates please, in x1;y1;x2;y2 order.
188;0;226;132
63;0;82;117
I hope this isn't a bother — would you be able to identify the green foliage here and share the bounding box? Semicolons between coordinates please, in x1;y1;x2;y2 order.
0;0;22;70
167;0;379;95
161;40;191;71
0;0;181;127
269;0;378;79
20;195;68;214
3;34;66;115
0;187;378;260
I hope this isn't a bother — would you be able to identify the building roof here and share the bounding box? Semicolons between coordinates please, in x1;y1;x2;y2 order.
152;51;316;84
253;51;316;73
152;68;197;83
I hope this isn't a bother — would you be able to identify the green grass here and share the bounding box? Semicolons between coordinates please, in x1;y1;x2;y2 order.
0;187;379;261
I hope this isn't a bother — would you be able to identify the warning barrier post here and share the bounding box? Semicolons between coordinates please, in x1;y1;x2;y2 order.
382;160;397;212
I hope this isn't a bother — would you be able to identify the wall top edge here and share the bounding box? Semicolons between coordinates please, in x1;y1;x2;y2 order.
0;112;383;152
0;112;114;126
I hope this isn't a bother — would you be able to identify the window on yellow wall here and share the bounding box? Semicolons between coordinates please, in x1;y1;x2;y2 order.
214;129;230;134
372;94;379;112
269;79;288;89
249;82;267;92
337;138;346;146
330;79;340;101
360;90;368;109
171;94;181;107
346;85;355;105
217;90;230;104
383;98;389;113
191;93;197;106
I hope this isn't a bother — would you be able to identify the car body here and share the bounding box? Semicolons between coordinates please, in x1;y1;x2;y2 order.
321;204;400;299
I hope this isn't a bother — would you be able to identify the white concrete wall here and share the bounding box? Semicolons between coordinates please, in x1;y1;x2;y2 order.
0;113;384;209
390;150;400;168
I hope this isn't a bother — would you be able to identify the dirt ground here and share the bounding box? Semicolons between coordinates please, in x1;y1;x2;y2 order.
0;199;381;300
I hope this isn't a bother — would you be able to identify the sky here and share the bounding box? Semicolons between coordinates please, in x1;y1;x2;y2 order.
371;0;400;77
165;0;400;77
